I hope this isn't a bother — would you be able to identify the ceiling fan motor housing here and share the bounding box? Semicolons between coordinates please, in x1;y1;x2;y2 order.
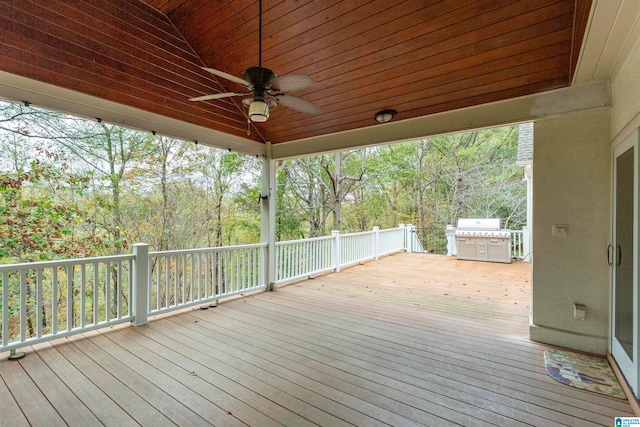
242;67;278;122
243;67;276;91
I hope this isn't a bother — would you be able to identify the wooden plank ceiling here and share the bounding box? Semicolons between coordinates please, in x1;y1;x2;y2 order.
1;0;591;145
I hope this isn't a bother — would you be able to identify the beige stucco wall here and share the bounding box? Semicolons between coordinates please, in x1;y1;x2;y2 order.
530;110;611;354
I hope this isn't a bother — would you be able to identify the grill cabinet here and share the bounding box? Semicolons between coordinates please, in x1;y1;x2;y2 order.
455;218;511;263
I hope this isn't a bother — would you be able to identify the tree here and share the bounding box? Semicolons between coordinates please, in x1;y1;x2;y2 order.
278;156;333;238
324;151;367;231
0;99;525;266
291;126;525;234
0;156;98;337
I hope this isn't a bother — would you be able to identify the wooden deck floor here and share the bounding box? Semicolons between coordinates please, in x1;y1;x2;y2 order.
0;253;633;426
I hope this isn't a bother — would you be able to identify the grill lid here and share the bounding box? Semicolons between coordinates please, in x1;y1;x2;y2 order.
455;230;511;238
457;218;502;231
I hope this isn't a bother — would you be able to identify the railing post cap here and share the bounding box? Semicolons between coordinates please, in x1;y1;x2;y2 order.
372;226;380;231
332;230;340;235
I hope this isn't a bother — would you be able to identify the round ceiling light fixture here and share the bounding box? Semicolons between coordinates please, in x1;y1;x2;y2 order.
374;109;397;123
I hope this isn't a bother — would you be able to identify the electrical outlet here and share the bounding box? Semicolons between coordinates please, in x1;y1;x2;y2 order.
552;224;568;237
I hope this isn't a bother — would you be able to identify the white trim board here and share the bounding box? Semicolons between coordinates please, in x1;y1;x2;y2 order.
573;0;640;85
530;323;608;355
272;80;611;160
0;72;610;161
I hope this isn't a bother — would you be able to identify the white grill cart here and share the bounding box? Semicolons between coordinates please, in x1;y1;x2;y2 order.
455;218;512;263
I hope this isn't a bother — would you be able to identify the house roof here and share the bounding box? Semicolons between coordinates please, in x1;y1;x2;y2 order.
0;1;591;149
517;122;534;165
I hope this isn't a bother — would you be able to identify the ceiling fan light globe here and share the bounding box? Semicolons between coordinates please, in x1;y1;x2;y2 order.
249;100;269;122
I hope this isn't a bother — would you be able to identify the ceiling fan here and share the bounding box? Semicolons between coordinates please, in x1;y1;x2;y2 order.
189;0;322;123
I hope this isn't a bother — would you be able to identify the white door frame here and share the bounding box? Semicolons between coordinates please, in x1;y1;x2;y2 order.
611;129;639;395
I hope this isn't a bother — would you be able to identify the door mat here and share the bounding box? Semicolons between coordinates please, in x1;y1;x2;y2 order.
544;349;626;399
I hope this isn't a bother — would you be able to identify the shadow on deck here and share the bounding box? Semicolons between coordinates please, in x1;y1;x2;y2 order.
0;253;632;426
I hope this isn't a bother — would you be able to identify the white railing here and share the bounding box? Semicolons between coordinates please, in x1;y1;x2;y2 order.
0;254;135;353
406;229;426;253
510;227;531;261
378;227;406;256
1;226;408;353
511;230;524;259
275;226;407;284
340;230;375;267
148;243;267;317
275;236;334;284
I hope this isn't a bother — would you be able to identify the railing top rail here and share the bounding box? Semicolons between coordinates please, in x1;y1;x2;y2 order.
276;227;403;246
378;228;403;233
276;235;333;245
341;230;375;238
149;242;267;257
0;253;136;272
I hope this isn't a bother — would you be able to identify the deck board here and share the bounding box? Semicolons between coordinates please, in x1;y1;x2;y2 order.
0;364;30;426
69;334;215;426
0;349;66;426
174;306;509;426
200;302;588;426
34;342;139;427
53;338;178;426
142;320;376;426
16;349;101;425
0;253;634;425
217;295;625;423
159;314;437;427
92;329;276;427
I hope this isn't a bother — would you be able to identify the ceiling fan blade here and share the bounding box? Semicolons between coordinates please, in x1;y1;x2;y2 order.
202;67;250;87
189;92;246;101
271;74;315;92
274;94;322;115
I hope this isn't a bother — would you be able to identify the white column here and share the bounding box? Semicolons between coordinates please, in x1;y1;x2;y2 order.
132;243;149;327
373;226;380;260
524;164;533;262
260;142;277;290
522;225;531;262
406;224;415;253
446;224;457;256
332;230;341;272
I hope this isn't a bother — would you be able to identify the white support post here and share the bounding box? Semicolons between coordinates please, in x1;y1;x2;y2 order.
446;224;457;256
399;224;406;251
522;226;531;262
373;226;380;260
132;243;149;327
260;142;277;290
332;230;341;272
406;224;414;253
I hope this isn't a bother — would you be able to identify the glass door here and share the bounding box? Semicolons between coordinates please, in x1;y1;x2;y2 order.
612;130;639;395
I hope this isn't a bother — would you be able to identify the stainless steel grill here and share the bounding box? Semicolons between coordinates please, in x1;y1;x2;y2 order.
455;218;511;263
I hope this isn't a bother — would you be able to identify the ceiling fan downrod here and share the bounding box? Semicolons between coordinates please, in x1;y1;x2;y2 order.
258;0;262;68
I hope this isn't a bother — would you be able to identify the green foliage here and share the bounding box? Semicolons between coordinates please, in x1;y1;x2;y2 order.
0;158;103;262
276;126;525;238
0;100;526;264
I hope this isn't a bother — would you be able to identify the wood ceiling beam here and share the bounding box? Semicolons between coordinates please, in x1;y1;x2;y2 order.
270;79;610;160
